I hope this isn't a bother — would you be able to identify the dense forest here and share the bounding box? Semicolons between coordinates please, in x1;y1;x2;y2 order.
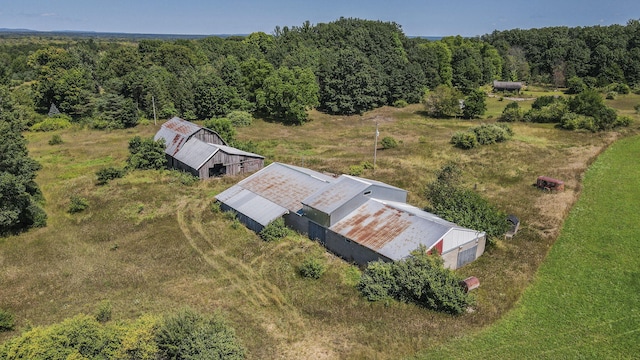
1;17;639;233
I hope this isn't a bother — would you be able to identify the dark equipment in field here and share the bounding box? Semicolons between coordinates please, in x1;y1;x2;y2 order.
535;176;564;191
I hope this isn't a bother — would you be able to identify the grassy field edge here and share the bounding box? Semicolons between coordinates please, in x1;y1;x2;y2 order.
417;134;640;359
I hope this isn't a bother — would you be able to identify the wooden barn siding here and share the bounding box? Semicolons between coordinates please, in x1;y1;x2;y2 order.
194;129;226;145
197;152;264;178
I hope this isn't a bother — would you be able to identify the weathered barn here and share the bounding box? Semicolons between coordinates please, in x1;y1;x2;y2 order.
216;162;486;269
493;80;523;92
154;117;264;178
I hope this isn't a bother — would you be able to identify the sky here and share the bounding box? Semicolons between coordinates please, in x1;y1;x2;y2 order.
0;0;638;37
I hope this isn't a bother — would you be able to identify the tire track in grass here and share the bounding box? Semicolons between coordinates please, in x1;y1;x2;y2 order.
175;197;305;332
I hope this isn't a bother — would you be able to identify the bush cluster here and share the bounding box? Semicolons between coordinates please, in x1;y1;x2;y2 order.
425;163;510;239
299;257;326;279
259;217;289;242
29;116;72;132
0;309;245;359
68;195;89;214
156;308;245;360
502;90;631;132
126;136;166;170
451;123;512;149
0;308;14;332
95;167;126;185
48;134;63;145
381;136;398;149
357;247;473;314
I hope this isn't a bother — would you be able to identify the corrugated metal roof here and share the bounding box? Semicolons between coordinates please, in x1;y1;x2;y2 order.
225;162;334;212
217;188;288;226
154;117;203;156
330;199;463;261
303;176;370;214
302;175;405;215
173;138;218;170
214;144;264;159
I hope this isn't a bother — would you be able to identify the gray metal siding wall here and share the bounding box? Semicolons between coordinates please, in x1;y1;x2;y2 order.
284;213;308;235
441;235;485;269
324;229;391;265
220;203;264;233
308;221;326;244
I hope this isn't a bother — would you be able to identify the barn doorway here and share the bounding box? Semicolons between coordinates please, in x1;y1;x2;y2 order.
457;246;478;268
209;163;226;177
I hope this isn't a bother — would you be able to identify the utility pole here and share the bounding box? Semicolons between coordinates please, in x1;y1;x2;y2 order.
373;122;379;172
152;95;157;126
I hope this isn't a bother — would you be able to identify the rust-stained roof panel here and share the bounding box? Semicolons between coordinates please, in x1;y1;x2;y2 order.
330;199;454;260
231;163;334;212
154;117;202;156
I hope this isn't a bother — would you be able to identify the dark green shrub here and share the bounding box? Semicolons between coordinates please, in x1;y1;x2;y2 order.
358;248;473;314
606;91;617;100
450;131;478;149
559;113;596;131
48;134;63;145
381;136;398;149
425;164;510;239
96;167;126;185
357;260;396;301
29;116;72;132
0;309;15;331
68;195;89;214
531;95;562;109
499;102;523;122
523;102;568;123
226;110;253;127
348;164;364;176
393;99;408;108
155;308;245;360
299;257;326;279
566;76;586;94
361;161;374;170
95;300;112;323
614;115;633;128
168;170;199;186
259;217;289;242
635;104;640;114
204;117;236;144
126;136;166;170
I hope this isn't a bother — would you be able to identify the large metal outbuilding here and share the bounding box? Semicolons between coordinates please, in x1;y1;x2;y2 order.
216;162;486;269
154;117;264;178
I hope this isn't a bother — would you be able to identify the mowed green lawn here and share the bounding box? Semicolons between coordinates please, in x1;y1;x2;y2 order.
419;134;640;359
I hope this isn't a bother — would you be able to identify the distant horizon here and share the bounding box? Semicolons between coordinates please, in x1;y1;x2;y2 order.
1;1;638;39
0;27;446;40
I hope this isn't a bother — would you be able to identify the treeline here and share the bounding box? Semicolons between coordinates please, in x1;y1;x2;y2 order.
1;18;639;129
483;19;640;87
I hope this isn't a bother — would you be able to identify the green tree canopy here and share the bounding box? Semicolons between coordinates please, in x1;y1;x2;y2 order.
257;66;319;124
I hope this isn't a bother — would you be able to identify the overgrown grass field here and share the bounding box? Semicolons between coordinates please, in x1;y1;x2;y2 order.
1;92;639;358
419;134;640;359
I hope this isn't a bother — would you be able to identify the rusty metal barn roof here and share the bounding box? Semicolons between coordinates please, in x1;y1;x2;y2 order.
154;117;202;156
303;175;405;215
330;199;469;261
216;162;334;213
